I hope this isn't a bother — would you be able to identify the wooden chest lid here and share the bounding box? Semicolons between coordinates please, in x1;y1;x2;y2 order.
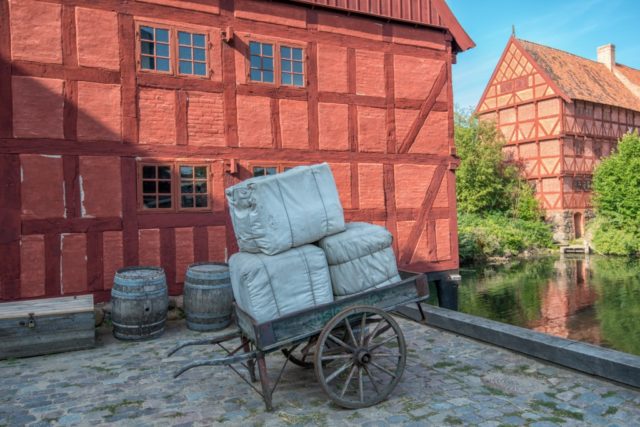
0;295;94;319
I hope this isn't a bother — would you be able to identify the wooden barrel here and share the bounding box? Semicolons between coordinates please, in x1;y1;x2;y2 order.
111;266;168;340
184;262;233;331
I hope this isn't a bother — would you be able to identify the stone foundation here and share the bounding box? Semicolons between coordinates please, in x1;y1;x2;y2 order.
546;209;595;244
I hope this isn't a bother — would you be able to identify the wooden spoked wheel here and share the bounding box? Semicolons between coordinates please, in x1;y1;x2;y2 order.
314;306;406;409
282;338;317;369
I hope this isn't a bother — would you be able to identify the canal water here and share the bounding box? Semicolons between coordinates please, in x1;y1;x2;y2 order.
456;255;640;356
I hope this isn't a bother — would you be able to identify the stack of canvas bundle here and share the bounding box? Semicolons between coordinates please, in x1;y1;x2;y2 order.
318;222;401;297
226;163;345;255
226;163;401;323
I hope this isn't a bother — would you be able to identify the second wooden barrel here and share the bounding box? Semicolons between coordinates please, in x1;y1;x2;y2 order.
111;266;168;340
184;262;233;331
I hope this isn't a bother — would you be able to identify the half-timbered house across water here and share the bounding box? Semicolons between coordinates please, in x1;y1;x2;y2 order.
0;0;474;302
476;37;640;242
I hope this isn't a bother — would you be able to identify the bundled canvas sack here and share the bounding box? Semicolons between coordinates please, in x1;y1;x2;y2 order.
225;163;345;256
318;222;401;297
229;244;333;323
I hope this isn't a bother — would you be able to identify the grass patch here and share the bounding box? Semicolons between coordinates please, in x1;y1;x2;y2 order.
345;411;362;421
544;391;558;399
451;364;476;373
530;400;583;421
537;416;566;424
444;415;464;425
83;365;117;373
278;411;328;426
400;397;426;413
91;399;144;416
603;406;618;416
484;386;513;397
433;361;457;369
163;412;184;419
601;391;617;398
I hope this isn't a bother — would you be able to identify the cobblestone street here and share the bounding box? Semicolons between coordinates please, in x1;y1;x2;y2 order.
1;316;639;426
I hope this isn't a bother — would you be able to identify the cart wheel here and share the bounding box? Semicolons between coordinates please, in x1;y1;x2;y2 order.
314;306;406;409
282;339;316;369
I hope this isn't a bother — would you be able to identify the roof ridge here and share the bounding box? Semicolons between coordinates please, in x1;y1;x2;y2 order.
516;38;607;68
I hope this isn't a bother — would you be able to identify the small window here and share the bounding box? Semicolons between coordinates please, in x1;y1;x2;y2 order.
141;164;173;209
249;42;274;83
139;163;211;211
252;164;302;177
575;140;585;157
140;26;171;72
178;31;207;76
253;166;278;177
179;165;209;208
281;46;304;87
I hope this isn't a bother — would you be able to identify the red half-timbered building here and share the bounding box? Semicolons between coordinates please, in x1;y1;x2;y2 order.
477;37;640;242
0;0;474;302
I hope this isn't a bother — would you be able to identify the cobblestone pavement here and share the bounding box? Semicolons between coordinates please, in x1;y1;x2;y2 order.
1;316;639;427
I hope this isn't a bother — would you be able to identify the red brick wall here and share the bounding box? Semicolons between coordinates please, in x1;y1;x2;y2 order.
1;0;460;302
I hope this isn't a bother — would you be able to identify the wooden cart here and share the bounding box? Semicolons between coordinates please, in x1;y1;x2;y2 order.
169;271;428;411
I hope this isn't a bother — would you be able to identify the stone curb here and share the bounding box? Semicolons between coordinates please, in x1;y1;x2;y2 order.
395;304;640;389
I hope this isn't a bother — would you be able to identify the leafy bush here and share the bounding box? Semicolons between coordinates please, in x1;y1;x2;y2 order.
591;132;640;256
455;111;552;264
455;112;542;221
458;213;554;264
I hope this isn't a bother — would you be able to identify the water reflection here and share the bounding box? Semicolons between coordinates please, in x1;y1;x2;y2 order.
458;255;640;356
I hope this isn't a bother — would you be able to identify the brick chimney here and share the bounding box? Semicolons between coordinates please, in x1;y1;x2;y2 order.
597;44;615;71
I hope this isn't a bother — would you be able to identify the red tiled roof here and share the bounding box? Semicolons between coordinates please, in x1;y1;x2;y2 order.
517;39;640;112
288;0;475;52
617;63;640;88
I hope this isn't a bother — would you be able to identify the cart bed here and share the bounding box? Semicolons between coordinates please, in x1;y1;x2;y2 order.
235;270;428;351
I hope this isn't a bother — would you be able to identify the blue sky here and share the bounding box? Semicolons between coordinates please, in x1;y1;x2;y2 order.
447;0;640;110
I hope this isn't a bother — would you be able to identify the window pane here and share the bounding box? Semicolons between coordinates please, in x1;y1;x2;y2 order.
181;181;193;194
266;167;277;175
293;74;304;87
142;181;156;193
140;26;154;40
158;196;172;208
292;48;303;60
141;41;154;55
194;166;207;178
262;43;273;57
281;73;292;85
282;60;291;72
293;61;303;73
281;46;291;59
156;28;169;42
178;31;191;45
250;55;261;69
195;195;208;208
156;58;170;71
179;61;192;74
195;182;207;193
181;195;194;208
263;57;273;71
142;165;156;178
250;69;262;82
158;181;171;194
143;196;157;208
194;62;206;76
179;46;192;60
180;166;193;178
263;71;273;83
156;43;169;58
250;41;261;55
253;167;264;177
141;56;154;70
193;34;205;47
158;166;171;179
193;48;205;61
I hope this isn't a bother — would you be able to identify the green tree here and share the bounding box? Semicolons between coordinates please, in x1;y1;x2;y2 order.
454;111;552;263
591;131;640;256
455;111;541;220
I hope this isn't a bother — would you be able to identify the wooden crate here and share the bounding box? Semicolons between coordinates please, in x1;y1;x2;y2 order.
0;295;95;359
